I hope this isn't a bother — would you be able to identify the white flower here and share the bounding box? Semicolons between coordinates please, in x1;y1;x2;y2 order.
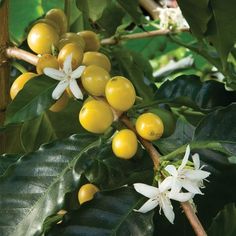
160;145;210;198
155;6;189;29
133;183;192;224
44;54;85;100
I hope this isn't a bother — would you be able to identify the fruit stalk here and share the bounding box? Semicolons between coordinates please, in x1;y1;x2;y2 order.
6;47;39;65
120;115;207;236
0;0;10;150
139;0;160;20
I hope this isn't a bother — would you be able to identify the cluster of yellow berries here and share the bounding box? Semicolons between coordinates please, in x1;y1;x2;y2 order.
9;8;166;205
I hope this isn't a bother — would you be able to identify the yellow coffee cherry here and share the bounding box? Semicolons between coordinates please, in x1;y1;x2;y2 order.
58;43;84;70
112;129;138;159
27;22;59;54
105;76;136;111
10;72;38;100
78;183;99;204
79;100;113;134
81;65;110;96
45;8;68;35
49;92;69;112
34;18;60;35
58;32;85;50
135;113;164;141
82;52;111;72
78;30;100;51
36;54;59;74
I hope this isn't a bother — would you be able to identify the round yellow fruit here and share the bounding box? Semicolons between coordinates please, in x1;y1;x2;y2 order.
36;54;59;74
27;22;59;54
105;76;136;111
58;32;85;50
10;72;37;100
112;129;138;159
45;8;68;35
78;30;100;51
79;100;114;134
78;183;99;204
81;65;110;96
135;113;164;141
58;42;84;70
82;52;111;72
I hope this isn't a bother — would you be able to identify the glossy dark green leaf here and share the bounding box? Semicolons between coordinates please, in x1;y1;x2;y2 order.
20;100;84;152
47;187;154;236
155;75;236;110
0;154;21;176
112;47;155;101
76;0;109;22
117;0;146;25
5;75;57;125
208;203;236;236
194;103;236;142
178;0;211;38
155;118;195;155
75;143;153;189
206;0;236;64
97;2;125;37
0;134;100;236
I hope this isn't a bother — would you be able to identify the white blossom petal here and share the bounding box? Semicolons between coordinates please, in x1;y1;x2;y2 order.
185;169;210;181
52;80;68;100
179;145;190;170
44;68;65;80
71;65;86;79
133;183;159;198
134;198;159;213
181;180;203;195
160;195;175;224
69;79;83;99
169;191;193;202
159;176;173;192
165;165;178;177
63;54;73;74
192;153;200;169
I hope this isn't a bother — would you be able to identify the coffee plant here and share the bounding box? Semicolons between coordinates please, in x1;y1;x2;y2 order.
0;0;236;235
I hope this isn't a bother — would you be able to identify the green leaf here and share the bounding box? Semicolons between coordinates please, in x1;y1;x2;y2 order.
194;103;236;143
112;47;155;101
155;75;236;110
116;0;146;25
47;187;154;236
76;0;109;22
206;0;236;64
20;100;84;152
178;0;211;38
75;143;153;189
0;154;21;176
9;0;44;45
208;203;236;236
155;118;195;155
97;2;125;37
5;75;57;125
0;133;100;236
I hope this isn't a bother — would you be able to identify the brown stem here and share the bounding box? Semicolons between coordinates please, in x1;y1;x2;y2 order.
6;47;39;65
0;0;10;151
101;28;189;45
181;202;207;236
120;115;160;170
139;0;160;20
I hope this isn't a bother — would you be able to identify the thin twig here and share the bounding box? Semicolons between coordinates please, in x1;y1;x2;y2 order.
101;28;189;45
181;202;207;236
6;47;39;65
139;0;160;20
